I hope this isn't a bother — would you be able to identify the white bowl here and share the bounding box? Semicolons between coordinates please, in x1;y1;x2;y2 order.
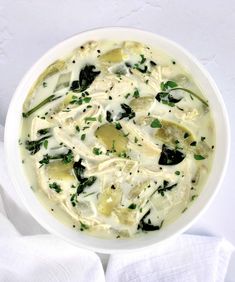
4;27;230;253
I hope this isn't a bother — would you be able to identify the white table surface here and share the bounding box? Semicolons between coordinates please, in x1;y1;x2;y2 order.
0;0;234;280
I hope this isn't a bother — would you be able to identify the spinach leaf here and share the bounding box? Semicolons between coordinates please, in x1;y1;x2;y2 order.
117;104;135;120
76;176;97;195
138;210;162;231
156;92;182;107
73;159;86;181
49;182;62;193
134;65;148;73
106;111;113;122
70;65;100;92
158;180;177;196
25;135;51;155
73;159;97;196
158;144;185;165
37;128;50;136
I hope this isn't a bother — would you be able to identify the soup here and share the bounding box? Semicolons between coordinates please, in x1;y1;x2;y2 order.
20;40;215;238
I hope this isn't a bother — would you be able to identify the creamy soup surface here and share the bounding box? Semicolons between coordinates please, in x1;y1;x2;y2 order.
20;40;215;238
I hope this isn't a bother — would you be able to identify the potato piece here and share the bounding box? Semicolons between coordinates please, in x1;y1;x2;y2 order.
155;120;195;148
95;124;128;154
114;208;137;225
100;48;123;63
47;161;75;181
129;96;154;112
97;185;122;216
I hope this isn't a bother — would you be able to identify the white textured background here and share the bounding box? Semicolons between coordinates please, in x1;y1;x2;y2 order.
0;0;235;280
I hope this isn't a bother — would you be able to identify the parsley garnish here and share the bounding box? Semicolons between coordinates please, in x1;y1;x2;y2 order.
158;180;177;196
194;154;205;160
70;65;100;92
114;122;122;130
85;116;96;122
93;147;102;155
81;134;86;141
117;104;135;120
49;182;62;193
80;221;89;231
133;89;140;98
150;119;162;128
140;54;146;64
43;140;48;149
128;203;137;209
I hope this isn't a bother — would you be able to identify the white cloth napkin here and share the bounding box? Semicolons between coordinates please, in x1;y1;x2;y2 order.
0;125;234;282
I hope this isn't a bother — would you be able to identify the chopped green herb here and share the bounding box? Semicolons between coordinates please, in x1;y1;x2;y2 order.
184;132;189;139
62;150;74;163
80;221;89;231
201;136;206;141
118;151;128;158
125;93;131;99
150;119;162;128
175;171;180;175
70;96;92;105
194;154;205;160
85;116;96;122
190;141;197;146
49;182;62;193
128;203;137;209
134;137;138;143
75;126;80;133
160;81;178;91
115;122;122;130
93;147;102;155
43;82;47;87
37;128;50;136
158;180;177;196
191;195;198;201
98;114;102;123
43;140;48;149
150;60;157;66
83;97;92;103
133;89;140;98
25;135;51;155
140;54;146;64
81;134;86;141
182;207;187;213
106;111;113;122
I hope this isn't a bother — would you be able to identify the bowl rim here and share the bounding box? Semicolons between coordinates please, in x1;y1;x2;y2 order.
4;27;230;253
